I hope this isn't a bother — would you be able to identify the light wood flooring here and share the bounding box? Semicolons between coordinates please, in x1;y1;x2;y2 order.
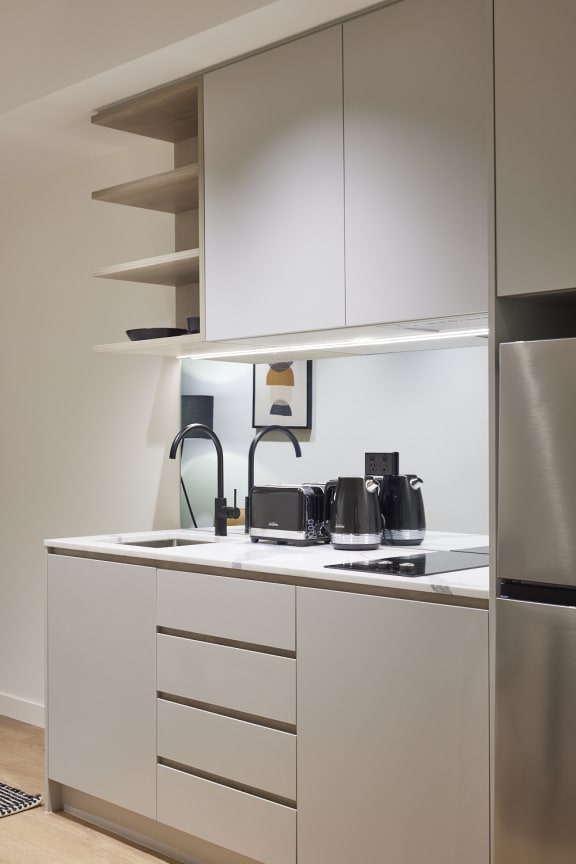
0;715;178;864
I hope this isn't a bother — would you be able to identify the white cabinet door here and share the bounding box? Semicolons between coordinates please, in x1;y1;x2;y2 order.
495;0;576;296
46;555;156;818
204;26;345;341
344;0;489;325
297;588;489;864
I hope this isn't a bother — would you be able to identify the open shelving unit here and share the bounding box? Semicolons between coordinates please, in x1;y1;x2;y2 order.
93;249;200;286
92;164;200;214
91;76;203;354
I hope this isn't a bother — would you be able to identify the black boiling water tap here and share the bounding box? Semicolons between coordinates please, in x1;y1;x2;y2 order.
245;425;302;533
169;423;240;536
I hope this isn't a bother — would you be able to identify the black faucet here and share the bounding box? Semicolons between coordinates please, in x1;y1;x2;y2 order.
169;423;240;537
245;425;302;533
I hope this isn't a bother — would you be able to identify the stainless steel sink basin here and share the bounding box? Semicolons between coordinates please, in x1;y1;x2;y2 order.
117;537;210;548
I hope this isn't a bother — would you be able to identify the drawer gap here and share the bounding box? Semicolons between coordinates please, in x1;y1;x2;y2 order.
157;626;296;658
157;694;297;734
158;757;297;809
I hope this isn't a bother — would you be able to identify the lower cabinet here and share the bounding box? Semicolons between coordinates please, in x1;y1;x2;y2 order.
46;555;156;818
47;557;489;864
296;587;489;864
157;699;296;801
157;765;296;864
156;568;297;864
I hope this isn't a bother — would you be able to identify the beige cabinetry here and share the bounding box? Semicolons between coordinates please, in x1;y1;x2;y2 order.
46;555;156;818
343;0;489;326
297;587;489;864
495;0;576;297
156;568;297;864
91;78;203;348
203;0;489;342
46;554;489;864
203;26;345;341
91;1;491;356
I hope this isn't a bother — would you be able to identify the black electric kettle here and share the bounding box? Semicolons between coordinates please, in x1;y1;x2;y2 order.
379;475;426;546
327;476;382;550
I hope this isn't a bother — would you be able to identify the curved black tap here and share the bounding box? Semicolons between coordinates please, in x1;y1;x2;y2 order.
245;425;302;533
170;423;239;536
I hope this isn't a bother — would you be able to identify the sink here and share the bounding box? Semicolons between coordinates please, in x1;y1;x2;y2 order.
103;529;245;548
117;537;210;548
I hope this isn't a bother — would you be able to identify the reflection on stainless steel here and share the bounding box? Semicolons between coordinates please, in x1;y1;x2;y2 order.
496;338;576;864
499;340;576;587
495;598;576;863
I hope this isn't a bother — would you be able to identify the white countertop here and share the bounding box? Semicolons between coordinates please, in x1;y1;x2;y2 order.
45;529;489;602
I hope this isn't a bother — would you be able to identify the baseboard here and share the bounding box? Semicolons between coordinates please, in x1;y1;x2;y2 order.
0;692;44;727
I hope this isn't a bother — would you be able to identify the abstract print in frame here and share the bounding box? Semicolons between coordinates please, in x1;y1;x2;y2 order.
252;360;312;429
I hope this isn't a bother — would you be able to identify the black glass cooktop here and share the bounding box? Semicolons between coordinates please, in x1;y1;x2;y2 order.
325;549;489;578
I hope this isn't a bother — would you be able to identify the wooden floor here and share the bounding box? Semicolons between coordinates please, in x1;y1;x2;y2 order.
0;716;178;864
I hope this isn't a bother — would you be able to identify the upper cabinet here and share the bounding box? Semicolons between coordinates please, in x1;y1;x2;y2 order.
343;0;490;326
203;26;346;342
495;0;576;297
91;78;204;348
92;1;492;357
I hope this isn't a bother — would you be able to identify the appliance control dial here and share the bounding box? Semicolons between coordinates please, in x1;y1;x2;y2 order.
375;560;393;571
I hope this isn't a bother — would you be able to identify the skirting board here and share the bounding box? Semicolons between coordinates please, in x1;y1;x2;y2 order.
0;693;44;728
56;784;263;864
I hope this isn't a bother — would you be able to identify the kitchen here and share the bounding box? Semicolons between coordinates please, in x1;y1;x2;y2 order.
1;0;575;863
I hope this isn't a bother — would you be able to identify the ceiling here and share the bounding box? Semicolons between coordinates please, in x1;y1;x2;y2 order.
0;0;386;188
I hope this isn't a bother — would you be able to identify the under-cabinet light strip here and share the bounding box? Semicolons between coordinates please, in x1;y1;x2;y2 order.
177;327;489;361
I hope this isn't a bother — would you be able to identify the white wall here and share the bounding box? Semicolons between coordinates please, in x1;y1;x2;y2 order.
181;345;488;533
0;138;181;725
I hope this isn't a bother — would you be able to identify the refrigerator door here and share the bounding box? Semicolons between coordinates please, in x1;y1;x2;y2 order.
495;597;576;864
499;338;576;587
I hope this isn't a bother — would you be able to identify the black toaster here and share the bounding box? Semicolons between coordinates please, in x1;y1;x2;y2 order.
249;485;328;545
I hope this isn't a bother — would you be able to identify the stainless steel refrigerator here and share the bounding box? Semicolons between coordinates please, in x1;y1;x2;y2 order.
495;337;576;864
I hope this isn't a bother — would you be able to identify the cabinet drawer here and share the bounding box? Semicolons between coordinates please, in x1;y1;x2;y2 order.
157;569;295;651
158;699;296;801
157;634;296;724
158;765;295;864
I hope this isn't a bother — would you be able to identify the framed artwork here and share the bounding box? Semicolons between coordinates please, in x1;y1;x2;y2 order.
252;360;312;429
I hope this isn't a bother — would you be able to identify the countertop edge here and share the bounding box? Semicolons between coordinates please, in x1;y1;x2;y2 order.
45;530;490;607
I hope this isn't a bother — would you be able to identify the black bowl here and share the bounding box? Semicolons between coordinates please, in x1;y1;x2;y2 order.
126;328;188;341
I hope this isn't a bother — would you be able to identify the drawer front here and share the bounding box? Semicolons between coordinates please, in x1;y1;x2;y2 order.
158;765;296;864
157;569;295;651
158;699;296;801
157;634;296;724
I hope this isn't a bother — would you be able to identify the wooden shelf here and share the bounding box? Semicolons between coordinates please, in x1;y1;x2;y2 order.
94;333;203;357
91;77;200;142
93;249;200;286
92;164;199;213
92;78;203;344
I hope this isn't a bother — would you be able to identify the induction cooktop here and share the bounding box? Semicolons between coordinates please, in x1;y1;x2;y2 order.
324;549;489;578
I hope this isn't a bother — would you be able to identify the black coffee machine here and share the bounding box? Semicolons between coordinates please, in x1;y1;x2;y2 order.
366;452;426;546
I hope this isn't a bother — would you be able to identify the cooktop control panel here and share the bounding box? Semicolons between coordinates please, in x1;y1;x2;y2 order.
324;549;489;578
